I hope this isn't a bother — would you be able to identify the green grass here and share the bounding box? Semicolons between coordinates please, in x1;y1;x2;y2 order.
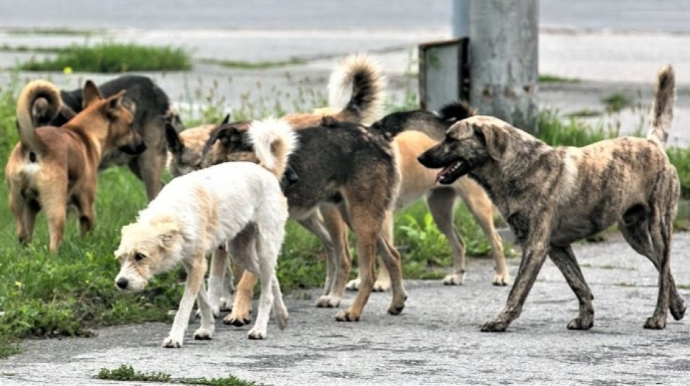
199;57;307;70
602;92;633;113
538;74;581;83
96;364;262;385
19;42;192;73
6;27;106;37
537;108;617;147
0;44;64;54
565;109;602;118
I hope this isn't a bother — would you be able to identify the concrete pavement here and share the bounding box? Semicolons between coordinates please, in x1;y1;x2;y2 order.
2;232;690;385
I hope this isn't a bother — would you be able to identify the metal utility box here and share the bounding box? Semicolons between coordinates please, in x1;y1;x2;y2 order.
418;37;470;112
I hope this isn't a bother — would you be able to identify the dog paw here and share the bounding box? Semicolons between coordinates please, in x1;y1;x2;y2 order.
671;299;686;321
316;295;341;308
277;313;289;330
219;297;233;312
492;272;511;286
442;273;465;285
567;316;593;330
372;280;391;292
223;313;251;327
345;278;360;291
335;309;361;322
193;327;214;340
480;319;509;332
247;328;266;340
387;303;405;316
162;336;183;348
644;315;667;330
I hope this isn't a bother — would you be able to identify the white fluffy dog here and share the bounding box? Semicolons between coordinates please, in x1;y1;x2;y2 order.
114;118;297;348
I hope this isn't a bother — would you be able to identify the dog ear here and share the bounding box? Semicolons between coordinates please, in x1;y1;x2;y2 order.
165;122;183;154
473;120;508;161
104;90;128;118
221;114;230;125
82;80;103;108
155;217;180;250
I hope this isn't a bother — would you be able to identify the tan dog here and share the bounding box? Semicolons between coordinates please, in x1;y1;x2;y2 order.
6;80;144;252
418;65;685;332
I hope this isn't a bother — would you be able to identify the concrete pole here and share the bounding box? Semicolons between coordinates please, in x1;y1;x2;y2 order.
451;0;470;37
468;0;539;133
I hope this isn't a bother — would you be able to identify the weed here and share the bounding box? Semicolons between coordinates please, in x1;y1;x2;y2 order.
602;92;633;113
614;282;636;288
7;27;106;37
537;109;617;147
565;109;602;118
538;74;581;83
19;42;192;73
199;57;307;70
96;364;261;385
96;364;172;382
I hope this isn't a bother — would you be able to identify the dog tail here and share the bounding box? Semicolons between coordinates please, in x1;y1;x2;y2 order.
438;100;477;124
648;65;675;145
16;80;62;152
248;118;299;179
328;54;387;124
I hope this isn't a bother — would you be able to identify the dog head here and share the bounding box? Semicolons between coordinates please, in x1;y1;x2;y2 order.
200;121;254;168
114;216;182;292
165;114;230;177
80;80;146;155
417;116;510;185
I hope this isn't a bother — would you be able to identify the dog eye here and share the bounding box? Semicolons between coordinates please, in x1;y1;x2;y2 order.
133;252;146;261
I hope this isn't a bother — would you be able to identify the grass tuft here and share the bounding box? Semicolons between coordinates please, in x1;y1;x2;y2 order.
19;42;192;73
199;57;307;70
602;92;633;113
96;364;261;385
538;74;581;83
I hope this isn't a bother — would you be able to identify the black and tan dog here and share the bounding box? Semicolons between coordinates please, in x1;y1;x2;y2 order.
17;75;183;200
418;65;685;332
6;80;145;252
203;117;410;323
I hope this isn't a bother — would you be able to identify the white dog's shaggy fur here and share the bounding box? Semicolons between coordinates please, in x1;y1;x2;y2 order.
114;118;297;348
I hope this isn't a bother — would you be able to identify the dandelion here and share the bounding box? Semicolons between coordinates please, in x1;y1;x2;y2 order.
63;66;73;75
14;281;22;288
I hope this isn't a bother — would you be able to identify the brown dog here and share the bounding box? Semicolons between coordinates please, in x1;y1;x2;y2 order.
6;80;145;252
418;65;685;331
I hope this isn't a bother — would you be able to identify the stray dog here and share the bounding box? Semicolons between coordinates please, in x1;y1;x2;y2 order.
418;65;685;332
6;80;144;252
114;118;296;347
164;54;386;321
345;101;510;292
17;75;183;200
204;117;409;323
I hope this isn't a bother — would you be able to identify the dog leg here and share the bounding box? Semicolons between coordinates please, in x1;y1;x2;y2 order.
481;216;550;332
164;251;207;348
43;191;67;253
372;212;394;292
376;233;407;315
336;205;379;322
427;187;467;285
319;207;351;307
207;245;229;317
271;275;289;330
619;210;684;328
455;183;510;286
193;279;215;341
128;143;164;201
248;235;281;340
224;229;257;326
10;192;33;244
548;245;594;330
75;189;96;237
299;211;342;308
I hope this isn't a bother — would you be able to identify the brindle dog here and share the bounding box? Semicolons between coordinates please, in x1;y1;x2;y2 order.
418;65;685;332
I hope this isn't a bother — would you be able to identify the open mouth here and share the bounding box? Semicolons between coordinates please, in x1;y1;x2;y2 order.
435;160;467;185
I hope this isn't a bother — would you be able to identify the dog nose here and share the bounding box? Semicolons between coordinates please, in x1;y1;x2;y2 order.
116;278;129;289
417;153;428;165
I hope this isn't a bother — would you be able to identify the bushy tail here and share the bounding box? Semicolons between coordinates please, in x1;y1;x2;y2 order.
16;80;62;152
247;118;299;179
328;54;387;124
438;100;476;124
648;65;675;145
